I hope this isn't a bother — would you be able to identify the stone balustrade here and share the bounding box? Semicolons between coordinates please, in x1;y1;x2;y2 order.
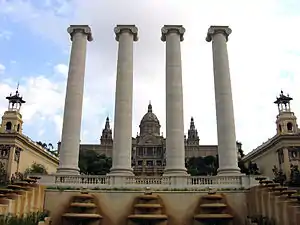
36;174;261;190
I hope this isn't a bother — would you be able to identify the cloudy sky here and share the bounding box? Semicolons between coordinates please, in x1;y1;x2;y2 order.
0;0;299;154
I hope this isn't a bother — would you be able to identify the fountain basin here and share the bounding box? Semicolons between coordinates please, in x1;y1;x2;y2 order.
73;194;94;199
255;177;267;181
7;185;30;190
260;180;273;185
200;203;227;208
0;189;14;193
134;204;162;209
128;214;167;220
70;202;97;208
4;193;20;200
62;213;102;219
138;195;159;200
266;183;280;188
202;194;223;200
272;186;287;191
28;176;40;181
14;181;37;187
194;213;233;220
281;190;297;196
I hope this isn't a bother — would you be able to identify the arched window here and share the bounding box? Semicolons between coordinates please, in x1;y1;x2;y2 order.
5;122;12;131
17;124;20;132
287;122;293;131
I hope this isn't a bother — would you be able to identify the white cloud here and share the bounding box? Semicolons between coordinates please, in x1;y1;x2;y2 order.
0;64;5;74
0;0;300;153
0;74;65;125
54;63;68;77
0;30;12;40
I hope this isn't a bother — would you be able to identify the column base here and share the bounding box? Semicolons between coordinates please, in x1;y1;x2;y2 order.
163;168;188;177
217;167;241;175
108;167;134;176
56;167;80;175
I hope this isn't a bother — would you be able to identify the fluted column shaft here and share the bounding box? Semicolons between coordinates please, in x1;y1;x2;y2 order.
161;25;187;176
57;25;93;174
109;25;138;176
206;26;240;174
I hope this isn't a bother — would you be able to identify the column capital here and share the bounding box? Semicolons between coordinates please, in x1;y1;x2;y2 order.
67;25;93;42
206;25;232;42
161;25;185;42
114;25;138;42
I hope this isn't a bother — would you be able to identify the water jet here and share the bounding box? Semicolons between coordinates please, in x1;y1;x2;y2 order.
128;190;167;225
194;191;234;225
60;191;102;225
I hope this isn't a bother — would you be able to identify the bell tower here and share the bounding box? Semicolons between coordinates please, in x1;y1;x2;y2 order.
100;117;113;145
187;117;200;145
274;90;298;134
0;85;26;134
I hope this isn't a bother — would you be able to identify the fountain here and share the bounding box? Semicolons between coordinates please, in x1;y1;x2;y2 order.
127;187;167;225
194;189;234;225
60;190;102;225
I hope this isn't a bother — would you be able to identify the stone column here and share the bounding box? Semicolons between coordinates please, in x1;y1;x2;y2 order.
206;26;240;174
283;148;291;178
109;25;138;176
161;25;187;176
57;25;93;174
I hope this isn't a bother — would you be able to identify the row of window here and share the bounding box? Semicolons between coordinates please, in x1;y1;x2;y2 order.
134;159;165;167
135;147;164;156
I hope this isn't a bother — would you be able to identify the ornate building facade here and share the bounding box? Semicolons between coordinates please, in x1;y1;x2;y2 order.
0;88;59;181
78;103;222;176
243;91;300;179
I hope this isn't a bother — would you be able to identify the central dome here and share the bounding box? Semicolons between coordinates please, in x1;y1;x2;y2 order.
140;103;160;124
139;103;160;136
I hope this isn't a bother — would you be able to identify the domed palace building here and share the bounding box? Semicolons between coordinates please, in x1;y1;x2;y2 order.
60;103;241;176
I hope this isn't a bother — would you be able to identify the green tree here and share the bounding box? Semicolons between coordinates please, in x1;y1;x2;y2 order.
0;162;7;185
237;146;260;175
79;150;112;175
272;165;286;185
289;165;300;187
24;162;48;176
186;155;218;176
36;141;59;157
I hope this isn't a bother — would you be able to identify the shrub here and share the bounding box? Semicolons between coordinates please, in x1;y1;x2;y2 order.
0;211;48;225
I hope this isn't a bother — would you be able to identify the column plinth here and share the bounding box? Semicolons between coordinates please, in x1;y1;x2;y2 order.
56;25;92;175
161;25;187;176
206;26;240;175
108;25;138;176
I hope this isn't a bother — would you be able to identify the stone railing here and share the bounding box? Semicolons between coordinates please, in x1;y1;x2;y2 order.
36;174;261;190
